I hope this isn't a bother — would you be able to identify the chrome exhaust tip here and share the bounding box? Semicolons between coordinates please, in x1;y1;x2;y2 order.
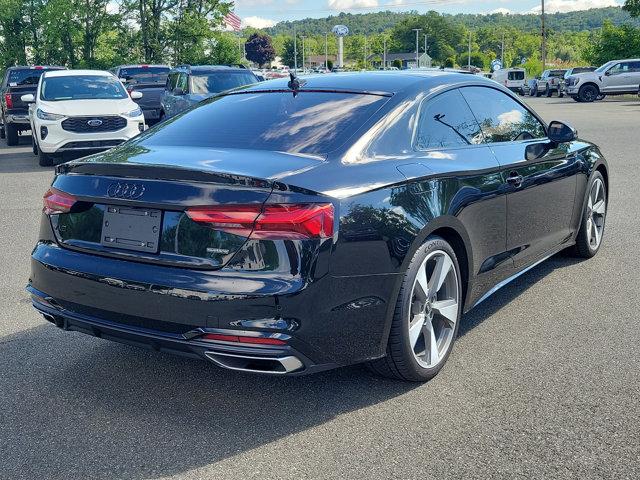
204;351;304;375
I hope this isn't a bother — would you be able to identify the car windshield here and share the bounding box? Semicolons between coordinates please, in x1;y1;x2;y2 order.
41;75;128;101
140;91;389;155
595;62;614;73
118;67;169;84
7;68;49;86
189;72;257;94
508;71;525;80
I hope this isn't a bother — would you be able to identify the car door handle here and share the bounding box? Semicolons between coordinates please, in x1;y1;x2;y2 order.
506;172;524;187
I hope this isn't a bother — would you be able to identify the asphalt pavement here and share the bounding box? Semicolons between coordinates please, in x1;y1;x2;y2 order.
1;96;639;480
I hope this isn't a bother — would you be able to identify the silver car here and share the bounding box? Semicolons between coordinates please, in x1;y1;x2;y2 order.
566;59;640;102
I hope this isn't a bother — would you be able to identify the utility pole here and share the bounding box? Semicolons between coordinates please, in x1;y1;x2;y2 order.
501;31;505;66
325;32;328;70
383;37;387;70
541;0;546;72
301;35;306;71
424;33;428;67
468;31;472;69
363;36;367;69
412;28;421;69
293;27;298;71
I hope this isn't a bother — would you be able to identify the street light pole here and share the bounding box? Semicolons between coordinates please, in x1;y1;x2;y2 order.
363;36;367;69
325;32;328;70
501;31;505;66
383;37;387;70
301;35;306;71
293;27;297;71
541;0;546;72
424;33;428;67
468;31;472;69
412;28;421;68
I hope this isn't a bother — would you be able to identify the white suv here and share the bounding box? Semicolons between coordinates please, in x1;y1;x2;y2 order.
22;69;146;166
566;59;640;102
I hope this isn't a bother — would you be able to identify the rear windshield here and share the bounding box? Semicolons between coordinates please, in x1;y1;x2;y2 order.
7;68;50;86
140;91;388;155
508;71;525;80
549;70;566;78
118;67;170;83
41;75;128;101
189;72;257;94
572;67;595;74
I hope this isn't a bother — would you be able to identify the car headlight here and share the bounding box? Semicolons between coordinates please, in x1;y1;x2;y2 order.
123;107;143;118
36;108;65;121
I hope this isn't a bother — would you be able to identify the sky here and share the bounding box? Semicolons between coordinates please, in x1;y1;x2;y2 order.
234;0;622;29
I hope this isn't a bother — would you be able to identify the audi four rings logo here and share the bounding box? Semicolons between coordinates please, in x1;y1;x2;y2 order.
107;183;146;199
87;119;103;127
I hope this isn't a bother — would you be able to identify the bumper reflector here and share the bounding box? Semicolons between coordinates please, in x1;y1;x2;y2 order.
201;333;287;346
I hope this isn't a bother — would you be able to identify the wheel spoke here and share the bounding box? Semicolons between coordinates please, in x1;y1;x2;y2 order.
432;299;458;326
424;321;439;365
587;195;593;211
593;181;601;205
592;222;601;246
414;265;429;300
409;314;425;348
428;254;453;294
592;199;605;216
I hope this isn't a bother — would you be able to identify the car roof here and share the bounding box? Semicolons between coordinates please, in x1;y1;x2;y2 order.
43;69;114;78
172;65;250;73
239;70;480;96
7;65;65;71
116;64;170;69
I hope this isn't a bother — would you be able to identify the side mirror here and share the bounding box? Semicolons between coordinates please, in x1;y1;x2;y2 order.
119;78;128;83
21;93;35;103
173;87;185;96
130;91;143;100
548;120;577;144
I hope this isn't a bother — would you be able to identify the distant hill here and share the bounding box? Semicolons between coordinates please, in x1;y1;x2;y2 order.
266;7;640;36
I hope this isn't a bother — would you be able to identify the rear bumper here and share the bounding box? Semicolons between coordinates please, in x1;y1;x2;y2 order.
28;285;331;375
29;241;398;372
5;113;30;125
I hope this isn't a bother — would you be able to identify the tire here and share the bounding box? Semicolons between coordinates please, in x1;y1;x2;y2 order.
535;89;542;97
38;149;54;167
579;84;599;103
546;86;552;97
559;90;564;98
32;135;38;156
159;111;166;123
596;94;606;101
5;122;18;146
0;119;5;139
572;96;582;103
368;236;463;382
571;172;607;259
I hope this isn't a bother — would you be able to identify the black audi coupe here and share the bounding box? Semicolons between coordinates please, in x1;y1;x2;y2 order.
28;71;608;381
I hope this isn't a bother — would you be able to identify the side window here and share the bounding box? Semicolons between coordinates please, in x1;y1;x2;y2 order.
166;73;177;91
415;89;484;150
609;63;629;75
176;73;188;93
629;61;640;73
460;86;546;143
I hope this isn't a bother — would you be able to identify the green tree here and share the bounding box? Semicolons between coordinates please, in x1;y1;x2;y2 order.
623;0;640;17
583;20;640;66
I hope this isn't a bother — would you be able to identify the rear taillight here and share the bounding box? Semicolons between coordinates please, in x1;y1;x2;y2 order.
5;93;12;109
201;333;287;345
43;188;76;215
186;203;334;240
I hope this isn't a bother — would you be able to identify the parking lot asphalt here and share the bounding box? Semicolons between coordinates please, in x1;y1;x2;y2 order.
1;96;639;480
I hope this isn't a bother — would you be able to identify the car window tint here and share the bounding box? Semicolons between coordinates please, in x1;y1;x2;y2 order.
176;73;188;92
416;89;484;149
189;72;257;94
460;86;546;143
140;91;389;155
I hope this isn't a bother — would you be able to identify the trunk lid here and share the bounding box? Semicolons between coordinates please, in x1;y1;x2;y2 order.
6;84;36;111
50;147;326;269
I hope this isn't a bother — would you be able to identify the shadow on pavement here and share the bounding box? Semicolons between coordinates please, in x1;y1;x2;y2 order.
0;253;582;479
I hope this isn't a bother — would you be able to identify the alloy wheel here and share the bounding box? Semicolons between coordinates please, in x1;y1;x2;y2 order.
586;178;606;250
408;250;459;369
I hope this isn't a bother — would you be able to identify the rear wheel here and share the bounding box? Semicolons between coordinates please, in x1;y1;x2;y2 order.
0;119;5;139
545;86;552;97
369;237;462;382
5;123;18;146
32;135;38;155
572;172;607;258
579;84;599;103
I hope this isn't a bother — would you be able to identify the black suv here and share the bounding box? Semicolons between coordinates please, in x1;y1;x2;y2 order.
1;66;65;145
110;65;171;124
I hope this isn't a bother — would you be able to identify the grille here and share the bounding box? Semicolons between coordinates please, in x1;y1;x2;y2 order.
61;116;127;133
60;140;125;150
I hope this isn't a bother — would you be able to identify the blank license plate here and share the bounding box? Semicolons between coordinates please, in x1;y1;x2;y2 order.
101;206;162;253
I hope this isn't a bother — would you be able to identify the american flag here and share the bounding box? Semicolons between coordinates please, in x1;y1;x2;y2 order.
224;12;242;31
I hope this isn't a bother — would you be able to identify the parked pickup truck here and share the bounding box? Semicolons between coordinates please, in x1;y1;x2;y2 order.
1;66;65;145
536;69;567;97
111;65;170;124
